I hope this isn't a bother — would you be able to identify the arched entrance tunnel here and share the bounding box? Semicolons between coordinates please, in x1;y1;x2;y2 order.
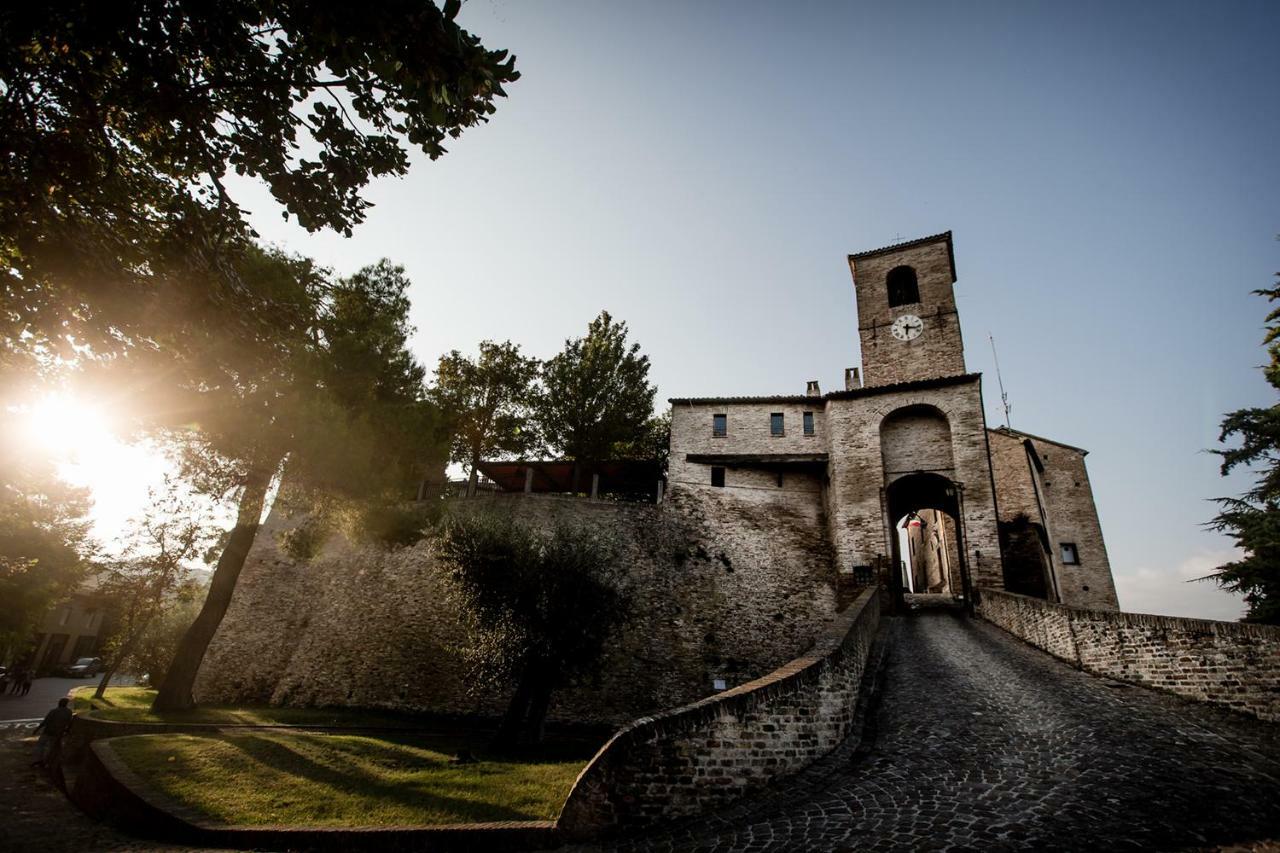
885;472;972;606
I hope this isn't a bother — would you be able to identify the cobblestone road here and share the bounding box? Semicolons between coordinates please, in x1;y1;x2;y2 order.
572;611;1280;853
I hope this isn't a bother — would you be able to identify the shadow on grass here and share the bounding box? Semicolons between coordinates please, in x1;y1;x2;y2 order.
216;733;565;824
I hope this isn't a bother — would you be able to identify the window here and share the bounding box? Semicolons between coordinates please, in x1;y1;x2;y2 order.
770;412;784;436
711;466;726;488
1060;542;1080;565
712;413;727;437
776;472;784;488
887;265;920;307
803;411;815;436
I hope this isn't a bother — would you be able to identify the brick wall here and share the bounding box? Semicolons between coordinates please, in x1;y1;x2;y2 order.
979;589;1280;722
557;587;883;837
194;491;840;726
851;236;966;387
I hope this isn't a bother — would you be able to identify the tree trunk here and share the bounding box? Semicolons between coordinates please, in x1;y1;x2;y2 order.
493;670;536;748
467;450;480;498
522;676;555;745
151;470;270;712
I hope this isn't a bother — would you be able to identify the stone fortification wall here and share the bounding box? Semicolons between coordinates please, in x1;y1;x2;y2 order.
194;489;840;726
558;587;883;837
979;589;1280;722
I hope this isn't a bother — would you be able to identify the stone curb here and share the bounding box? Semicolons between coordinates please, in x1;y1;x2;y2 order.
73;738;562;851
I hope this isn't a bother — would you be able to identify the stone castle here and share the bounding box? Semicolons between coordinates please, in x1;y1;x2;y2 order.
195;231;1119;724
669;230;1118;611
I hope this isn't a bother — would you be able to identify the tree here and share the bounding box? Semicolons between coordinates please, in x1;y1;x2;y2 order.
537;311;658;490
432;341;541;496
148;251;444;711
118;581;206;691
93;485;212;698
1203;277;1280;624
2;1;518;366
0;410;92;664
439;512;628;746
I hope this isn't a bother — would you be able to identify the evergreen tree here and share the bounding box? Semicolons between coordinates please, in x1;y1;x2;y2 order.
1205;276;1280;623
537;312;657;490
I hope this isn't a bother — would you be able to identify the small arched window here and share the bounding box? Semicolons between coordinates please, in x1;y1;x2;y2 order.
887;265;920;307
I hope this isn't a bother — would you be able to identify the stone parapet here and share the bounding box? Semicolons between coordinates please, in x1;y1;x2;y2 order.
978;589;1280;722
557;586;884;838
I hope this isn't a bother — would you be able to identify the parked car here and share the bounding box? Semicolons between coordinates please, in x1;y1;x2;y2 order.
57;657;102;678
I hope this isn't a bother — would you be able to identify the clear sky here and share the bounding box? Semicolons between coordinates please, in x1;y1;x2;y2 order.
229;0;1279;620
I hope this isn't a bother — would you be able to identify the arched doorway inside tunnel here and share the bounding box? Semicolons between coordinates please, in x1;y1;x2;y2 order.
885;472;973;608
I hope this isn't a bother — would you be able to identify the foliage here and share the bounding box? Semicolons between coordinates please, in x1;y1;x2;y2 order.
95;485;214;695
2;1;518;366
136;249;444;709
432;341;541;492
1205;279;1280;623
111;730;593;826
536;311;658;476
0;409;93;661
439;511;629;744
278;514;331;562
613;411;671;473
119;582;206;690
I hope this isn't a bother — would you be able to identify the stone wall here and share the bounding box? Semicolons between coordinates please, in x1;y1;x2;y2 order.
987;429;1118;610
979;589;1280;722
194;491;840;726
557;587;883;837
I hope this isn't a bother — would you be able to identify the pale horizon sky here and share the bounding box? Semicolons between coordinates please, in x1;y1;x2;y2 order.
223;0;1278;621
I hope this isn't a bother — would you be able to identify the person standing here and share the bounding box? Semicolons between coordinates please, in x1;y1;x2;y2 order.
30;698;73;768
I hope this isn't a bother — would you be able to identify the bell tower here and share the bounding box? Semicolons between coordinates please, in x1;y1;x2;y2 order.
848;231;966;387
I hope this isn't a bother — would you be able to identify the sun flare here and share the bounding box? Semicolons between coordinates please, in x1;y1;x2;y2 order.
14;393;174;551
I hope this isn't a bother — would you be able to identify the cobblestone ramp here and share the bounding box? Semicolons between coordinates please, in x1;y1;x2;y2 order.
571;611;1280;852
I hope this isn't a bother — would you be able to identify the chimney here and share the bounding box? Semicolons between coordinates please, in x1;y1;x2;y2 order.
845;367;862;391
806;380;821;397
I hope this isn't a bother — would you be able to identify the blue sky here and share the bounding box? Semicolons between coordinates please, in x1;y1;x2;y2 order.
233;0;1280;620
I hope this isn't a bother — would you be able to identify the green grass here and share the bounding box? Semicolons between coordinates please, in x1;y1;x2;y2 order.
110;731;593;826
70;686;426;728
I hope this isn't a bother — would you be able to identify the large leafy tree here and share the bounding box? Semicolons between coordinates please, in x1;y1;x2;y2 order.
1;0;518;366
145;251;444;710
432;341;540;496
439;512;628;745
537;311;657;490
1205;277;1280;624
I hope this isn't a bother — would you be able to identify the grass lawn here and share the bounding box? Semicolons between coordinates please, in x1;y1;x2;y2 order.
70;686;427;728
110;731;593;826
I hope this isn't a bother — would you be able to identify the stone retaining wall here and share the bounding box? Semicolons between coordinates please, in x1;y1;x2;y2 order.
557;586;884;838
196;491;840;728
978;589;1280;722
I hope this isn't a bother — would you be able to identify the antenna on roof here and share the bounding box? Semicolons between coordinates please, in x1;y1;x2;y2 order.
989;333;1012;429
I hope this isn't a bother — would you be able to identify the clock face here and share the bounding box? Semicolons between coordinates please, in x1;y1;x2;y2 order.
891;314;924;341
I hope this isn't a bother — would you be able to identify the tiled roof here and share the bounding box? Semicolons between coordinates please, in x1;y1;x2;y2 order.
670;373;981;406
847;231;956;283
989;426;1089;456
847;230;952;261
